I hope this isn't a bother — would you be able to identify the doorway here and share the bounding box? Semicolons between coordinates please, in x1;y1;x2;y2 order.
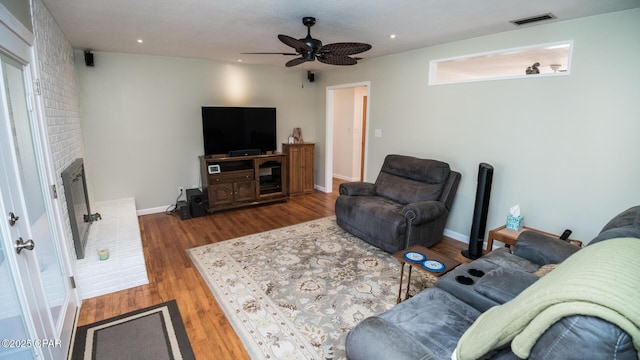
325;82;370;193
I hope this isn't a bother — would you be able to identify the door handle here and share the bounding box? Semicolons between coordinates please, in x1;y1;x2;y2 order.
15;237;35;254
9;212;19;226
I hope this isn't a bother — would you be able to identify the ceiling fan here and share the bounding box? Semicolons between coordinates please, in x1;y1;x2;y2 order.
243;17;372;67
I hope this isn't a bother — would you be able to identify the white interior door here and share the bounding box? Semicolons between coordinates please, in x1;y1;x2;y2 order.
0;11;78;359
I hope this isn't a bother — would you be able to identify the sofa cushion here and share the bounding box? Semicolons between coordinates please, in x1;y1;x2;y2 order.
345;288;481;360
527;315;637;359
474;268;539;305
513;231;580;265
376;172;444;205
436;259;504;312
334;195;407;252
591;205;640;245
374;155;451;205
481;248;540;273
436;250;541;312
381;155;451;183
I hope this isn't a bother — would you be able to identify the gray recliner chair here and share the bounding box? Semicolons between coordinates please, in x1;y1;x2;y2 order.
335;154;461;253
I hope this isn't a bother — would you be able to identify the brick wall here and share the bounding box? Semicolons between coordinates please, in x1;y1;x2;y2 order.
31;0;86;259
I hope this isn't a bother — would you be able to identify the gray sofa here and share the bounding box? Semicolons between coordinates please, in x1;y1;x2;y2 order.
335;155;461;253
345;205;640;360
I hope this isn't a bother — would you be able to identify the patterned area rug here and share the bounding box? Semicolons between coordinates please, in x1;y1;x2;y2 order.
188;217;437;360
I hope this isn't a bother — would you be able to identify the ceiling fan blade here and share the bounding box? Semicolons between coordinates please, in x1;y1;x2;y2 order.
285;57;309;67
278;34;312;52
320;42;372;56
241;52;299;56
318;55;358;66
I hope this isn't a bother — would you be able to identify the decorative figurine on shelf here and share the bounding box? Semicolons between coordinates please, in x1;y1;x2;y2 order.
293;127;303;143
526;62;540;75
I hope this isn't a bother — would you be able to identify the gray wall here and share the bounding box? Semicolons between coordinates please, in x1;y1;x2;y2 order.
75;52;317;210
314;9;640;243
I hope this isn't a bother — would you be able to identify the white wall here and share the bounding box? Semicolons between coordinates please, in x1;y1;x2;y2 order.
315;9;640;243
332;86;366;181
75;53;317;210
32;0;86;260
332;87;356;180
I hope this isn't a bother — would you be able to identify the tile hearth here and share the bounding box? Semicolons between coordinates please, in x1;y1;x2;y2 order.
74;198;148;299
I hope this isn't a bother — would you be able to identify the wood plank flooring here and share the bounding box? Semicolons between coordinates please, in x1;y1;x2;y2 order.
76;180;470;358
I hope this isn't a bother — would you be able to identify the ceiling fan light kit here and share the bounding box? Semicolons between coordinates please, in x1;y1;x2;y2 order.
244;17;372;67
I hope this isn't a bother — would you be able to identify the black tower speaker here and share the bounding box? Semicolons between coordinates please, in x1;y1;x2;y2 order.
186;188;207;218
462;163;494;260
84;51;94;67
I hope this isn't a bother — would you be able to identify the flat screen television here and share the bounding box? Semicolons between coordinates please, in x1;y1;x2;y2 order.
202;106;277;156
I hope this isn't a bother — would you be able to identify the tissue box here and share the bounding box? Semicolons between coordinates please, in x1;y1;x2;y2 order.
506;215;524;231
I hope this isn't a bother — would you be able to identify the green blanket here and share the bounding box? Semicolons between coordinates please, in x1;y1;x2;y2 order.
454;237;640;359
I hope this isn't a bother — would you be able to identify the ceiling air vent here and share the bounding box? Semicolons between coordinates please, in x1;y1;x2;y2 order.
511;13;556;26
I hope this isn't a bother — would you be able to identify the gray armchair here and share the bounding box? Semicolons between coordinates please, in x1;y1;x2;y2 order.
335;154;461;253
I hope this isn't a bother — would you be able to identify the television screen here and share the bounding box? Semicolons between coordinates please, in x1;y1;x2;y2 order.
202;107;276;156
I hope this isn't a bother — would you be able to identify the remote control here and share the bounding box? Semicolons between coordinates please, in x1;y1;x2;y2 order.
559;229;572;241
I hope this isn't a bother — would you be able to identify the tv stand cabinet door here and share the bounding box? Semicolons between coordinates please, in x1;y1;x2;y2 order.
208;183;234;207
234;181;256;202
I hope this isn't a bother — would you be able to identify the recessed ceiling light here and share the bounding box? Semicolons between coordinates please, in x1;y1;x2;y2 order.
237;59;243;62
389;34;397;39
137;39;143;43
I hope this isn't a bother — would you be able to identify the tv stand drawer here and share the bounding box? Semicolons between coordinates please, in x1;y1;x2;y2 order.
209;170;254;184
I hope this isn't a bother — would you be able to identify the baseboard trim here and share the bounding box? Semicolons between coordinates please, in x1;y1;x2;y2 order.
332;174;359;182
443;228;469;244
444;228;499;251
137;206;167;216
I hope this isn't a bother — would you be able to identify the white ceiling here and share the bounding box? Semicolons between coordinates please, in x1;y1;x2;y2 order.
41;0;640;71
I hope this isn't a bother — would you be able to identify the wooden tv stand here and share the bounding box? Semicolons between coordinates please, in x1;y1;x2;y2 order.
199;153;287;213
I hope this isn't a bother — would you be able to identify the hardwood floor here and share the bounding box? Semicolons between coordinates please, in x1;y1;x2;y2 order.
76;180;470;358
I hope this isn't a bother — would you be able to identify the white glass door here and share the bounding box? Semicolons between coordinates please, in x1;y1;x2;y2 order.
0;43;76;360
2;53;71;325
0;224;34;359
0;56;46;359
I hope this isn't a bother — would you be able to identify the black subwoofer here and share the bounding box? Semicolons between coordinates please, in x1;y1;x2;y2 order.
186;188;208;218
462;163;494;260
